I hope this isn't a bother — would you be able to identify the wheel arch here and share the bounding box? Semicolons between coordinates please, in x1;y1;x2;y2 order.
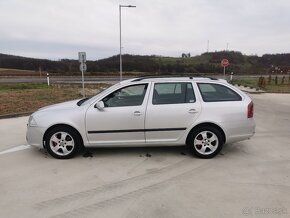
186;122;226;145
43;124;84;148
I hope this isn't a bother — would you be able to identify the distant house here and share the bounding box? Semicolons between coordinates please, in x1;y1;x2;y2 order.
181;53;191;58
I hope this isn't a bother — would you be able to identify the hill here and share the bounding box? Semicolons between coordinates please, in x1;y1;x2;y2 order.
0;51;289;75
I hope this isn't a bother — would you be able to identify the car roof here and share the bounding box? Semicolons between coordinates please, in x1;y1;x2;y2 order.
121;76;227;84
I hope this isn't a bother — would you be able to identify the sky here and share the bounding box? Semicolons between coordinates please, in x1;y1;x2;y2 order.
0;0;289;60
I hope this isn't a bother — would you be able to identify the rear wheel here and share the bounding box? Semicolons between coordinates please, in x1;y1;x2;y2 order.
188;126;224;159
45;126;81;159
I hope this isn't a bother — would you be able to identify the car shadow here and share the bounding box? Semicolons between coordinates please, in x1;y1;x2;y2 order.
34;143;246;159
78;146;191;159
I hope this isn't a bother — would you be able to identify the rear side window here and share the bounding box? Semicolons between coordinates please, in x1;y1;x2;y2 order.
198;83;242;102
153;83;196;105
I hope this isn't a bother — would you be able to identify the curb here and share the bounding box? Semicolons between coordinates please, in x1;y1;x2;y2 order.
0;112;32;119
234;85;265;94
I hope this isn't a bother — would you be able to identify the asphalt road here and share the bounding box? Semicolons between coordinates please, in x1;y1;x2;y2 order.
1;74;288;84
0;93;289;218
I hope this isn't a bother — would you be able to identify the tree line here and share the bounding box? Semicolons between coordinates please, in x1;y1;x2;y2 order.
0;52;289;75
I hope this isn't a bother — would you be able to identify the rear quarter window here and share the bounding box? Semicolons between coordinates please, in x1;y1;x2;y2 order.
198;83;242;102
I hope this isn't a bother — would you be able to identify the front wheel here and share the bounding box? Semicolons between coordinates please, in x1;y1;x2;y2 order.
45;126;81;159
188;126;224;159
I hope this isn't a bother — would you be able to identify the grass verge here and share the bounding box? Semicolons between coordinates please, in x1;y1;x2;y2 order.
232;77;290;93
0;83;110;116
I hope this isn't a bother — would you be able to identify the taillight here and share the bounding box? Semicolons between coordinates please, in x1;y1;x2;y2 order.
247;101;254;118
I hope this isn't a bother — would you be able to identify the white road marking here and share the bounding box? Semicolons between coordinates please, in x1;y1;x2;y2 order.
0;145;31;155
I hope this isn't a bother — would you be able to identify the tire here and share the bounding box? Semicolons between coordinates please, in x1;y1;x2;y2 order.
188;126;224;159
45;126;81;159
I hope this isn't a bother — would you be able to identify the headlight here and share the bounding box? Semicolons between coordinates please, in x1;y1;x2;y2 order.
28;116;38;127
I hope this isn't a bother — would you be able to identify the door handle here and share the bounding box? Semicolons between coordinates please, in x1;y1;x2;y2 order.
134;111;143;116
188;109;198;114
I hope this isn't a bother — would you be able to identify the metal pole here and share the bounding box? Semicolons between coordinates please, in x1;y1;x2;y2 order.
119;5;122;81
223;66;226;79
119;5;135;81
47;73;50;86
81;67;85;98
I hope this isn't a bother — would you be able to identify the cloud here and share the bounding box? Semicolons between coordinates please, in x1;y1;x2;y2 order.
0;0;289;59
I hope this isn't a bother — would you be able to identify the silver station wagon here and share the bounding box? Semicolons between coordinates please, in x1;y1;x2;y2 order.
26;77;255;159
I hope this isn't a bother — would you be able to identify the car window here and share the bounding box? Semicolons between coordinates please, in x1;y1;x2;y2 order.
103;84;148;107
153;83;196;105
198;83;242;102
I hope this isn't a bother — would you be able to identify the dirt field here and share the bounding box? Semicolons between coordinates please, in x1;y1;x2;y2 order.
0;68;41;77
0;83;110;115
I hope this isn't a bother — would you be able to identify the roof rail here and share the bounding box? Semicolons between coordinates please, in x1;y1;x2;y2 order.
131;74;195;82
206;77;218;80
131;75;219;82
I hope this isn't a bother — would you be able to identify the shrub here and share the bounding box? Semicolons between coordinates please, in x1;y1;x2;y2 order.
258;76;266;88
268;75;272;85
281;76;285;84
258;76;262;87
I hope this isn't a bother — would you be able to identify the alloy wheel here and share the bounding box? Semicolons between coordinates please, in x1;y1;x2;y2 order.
49;131;75;156
194;131;219;155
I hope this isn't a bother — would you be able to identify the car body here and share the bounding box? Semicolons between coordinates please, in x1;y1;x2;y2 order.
26;77;255;159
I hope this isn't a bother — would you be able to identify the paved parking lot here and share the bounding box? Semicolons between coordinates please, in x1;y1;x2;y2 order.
0;93;289;218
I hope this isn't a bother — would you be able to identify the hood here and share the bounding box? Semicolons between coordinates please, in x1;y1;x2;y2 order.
37;99;81;112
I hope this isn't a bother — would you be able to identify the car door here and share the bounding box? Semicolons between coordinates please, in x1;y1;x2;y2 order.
196;82;250;138
85;83;150;145
145;82;201;143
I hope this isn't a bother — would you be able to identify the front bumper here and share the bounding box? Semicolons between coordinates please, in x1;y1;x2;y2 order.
26;126;46;149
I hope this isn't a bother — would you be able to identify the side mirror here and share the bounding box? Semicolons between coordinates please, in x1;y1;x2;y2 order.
95;101;105;110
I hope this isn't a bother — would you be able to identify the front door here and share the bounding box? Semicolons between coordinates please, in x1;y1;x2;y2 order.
86;83;150;145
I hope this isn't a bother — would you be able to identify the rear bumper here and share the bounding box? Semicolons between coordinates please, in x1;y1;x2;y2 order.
223;119;256;144
26;126;46;149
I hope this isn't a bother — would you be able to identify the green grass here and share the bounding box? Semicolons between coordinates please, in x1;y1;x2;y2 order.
0;68;33;72
232;77;290;93
231;78;259;89
0;83;50;91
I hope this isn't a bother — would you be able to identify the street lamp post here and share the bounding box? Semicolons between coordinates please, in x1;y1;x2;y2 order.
119;5;136;81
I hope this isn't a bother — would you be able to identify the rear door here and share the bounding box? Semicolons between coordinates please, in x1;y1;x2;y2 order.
145;82;201;143
196;82;250;138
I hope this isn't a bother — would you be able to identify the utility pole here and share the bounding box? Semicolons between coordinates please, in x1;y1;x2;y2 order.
207;40;209;53
39;66;42;78
119;5;136;81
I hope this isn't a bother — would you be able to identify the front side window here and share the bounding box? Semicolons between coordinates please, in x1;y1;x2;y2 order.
153;83;195;105
198;83;242;102
103;84;148;107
